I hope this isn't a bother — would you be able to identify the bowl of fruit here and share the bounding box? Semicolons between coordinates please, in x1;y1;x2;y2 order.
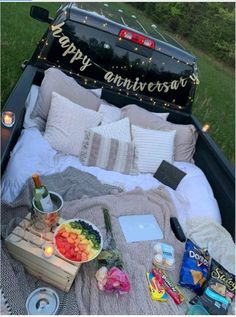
54;219;103;263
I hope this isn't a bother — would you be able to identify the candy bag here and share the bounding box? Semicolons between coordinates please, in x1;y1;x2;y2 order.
190;258;235;315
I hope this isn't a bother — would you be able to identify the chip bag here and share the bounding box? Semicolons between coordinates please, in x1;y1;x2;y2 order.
190;258;235;315
179;239;210;293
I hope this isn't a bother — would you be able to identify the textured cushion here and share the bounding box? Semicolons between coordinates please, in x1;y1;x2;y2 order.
121;104;198;163
91;117;131;142
80;130;138;175
44;92;102;156
98;103;122;124
31;68;102;130
132;125;176;173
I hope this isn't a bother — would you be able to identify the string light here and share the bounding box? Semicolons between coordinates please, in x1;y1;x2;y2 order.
36;42;198;112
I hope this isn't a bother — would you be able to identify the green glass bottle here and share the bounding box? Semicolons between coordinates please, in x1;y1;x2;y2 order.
32;173;54;212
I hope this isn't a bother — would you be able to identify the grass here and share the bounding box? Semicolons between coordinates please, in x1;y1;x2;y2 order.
1;2;235;165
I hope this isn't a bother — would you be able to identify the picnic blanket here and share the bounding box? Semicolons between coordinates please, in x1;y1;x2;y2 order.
1;167;235;315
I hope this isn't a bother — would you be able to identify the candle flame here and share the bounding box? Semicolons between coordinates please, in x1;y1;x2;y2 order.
202;123;210;132
44;245;54;256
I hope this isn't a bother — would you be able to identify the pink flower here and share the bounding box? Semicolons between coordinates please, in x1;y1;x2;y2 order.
103;267;131;294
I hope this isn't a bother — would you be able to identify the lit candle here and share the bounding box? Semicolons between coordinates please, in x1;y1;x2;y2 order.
2;111;15;127
43;244;54;258
202;123;210;132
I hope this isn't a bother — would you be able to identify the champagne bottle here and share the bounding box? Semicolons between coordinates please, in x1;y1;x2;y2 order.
32;173;54;212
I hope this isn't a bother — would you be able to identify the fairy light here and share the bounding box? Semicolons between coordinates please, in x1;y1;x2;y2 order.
38;55;196;113
202;123;210;132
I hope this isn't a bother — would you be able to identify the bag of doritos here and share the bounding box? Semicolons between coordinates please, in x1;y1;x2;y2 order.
190;258;235;315
179;239;210;293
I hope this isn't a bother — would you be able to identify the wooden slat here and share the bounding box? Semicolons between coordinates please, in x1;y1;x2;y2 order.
8;251;71;286
26;266;72;292
6;214;81;292
6;234;79;276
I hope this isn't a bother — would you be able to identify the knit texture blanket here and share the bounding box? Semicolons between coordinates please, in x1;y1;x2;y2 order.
60;186;194;315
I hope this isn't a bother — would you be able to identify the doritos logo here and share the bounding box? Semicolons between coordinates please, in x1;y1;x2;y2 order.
189;250;209;267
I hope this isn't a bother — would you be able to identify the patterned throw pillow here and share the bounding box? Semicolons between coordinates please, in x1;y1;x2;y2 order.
44;92;102;156
122;104;198;163
131;125;176;174
80;130;139;175
31;68;102;131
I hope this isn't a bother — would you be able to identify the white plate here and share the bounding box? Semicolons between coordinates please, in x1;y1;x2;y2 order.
53;218;103;264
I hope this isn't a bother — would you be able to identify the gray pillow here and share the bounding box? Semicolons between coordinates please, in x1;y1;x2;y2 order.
31;68;102;130
121;104;198;163
80;130;139;175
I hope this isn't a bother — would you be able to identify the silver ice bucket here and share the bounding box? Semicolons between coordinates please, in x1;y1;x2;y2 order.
31;191;63;232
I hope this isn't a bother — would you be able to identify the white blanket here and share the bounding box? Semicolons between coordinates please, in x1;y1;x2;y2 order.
1;127;221;228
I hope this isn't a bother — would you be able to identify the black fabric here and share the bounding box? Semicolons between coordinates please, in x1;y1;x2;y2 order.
154;160;186;190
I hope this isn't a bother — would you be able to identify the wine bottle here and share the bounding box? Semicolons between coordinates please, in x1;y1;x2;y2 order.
32;173;54;212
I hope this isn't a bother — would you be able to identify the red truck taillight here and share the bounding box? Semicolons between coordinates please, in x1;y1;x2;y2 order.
119;29;155;49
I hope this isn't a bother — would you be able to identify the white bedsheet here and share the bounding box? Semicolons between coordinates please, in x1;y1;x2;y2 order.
1;128;221;227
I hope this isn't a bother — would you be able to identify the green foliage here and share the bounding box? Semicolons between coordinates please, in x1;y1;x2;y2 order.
134;2;235;67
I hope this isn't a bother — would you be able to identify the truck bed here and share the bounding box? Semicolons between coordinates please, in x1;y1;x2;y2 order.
1;65;235;239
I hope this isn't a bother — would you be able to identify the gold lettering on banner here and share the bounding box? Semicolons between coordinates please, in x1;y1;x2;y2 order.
211;268;236;292
59;36;70;48
51;22;92;71
51;22;193;94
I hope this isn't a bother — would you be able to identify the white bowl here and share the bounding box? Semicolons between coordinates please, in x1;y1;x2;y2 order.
53;218;103;264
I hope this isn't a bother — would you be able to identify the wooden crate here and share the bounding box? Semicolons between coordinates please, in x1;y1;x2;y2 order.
5;213;81;292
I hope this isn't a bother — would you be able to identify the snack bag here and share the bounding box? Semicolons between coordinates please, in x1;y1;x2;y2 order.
146;272;168;302
152;268;185;305
179;239;210;293
190;258;235;315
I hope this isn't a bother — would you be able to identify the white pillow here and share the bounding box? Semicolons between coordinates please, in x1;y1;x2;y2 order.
23;85;102;129
98;103;122;124
91;88;102;98
23;85;40;129
44;92;102;156
91;117;131;142
1;128;57;203
131;125;176;173
152;112;169;120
